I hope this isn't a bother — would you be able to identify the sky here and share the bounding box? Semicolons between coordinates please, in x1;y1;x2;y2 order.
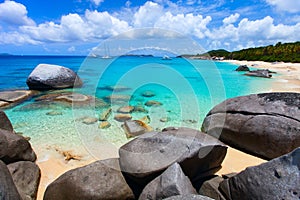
0;0;299;55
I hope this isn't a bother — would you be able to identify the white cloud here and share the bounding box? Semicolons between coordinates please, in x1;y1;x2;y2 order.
91;0;104;6
133;1;164;27
223;13;240;24
0;0;35;26
68;46;76;52
266;0;300;13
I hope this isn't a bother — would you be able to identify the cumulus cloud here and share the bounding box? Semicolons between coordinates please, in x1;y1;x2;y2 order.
0;0;35;26
91;0;104;6
223;13;240;24
266;0;300;13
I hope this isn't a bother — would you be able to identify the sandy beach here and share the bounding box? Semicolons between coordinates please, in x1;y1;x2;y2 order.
223;60;300;92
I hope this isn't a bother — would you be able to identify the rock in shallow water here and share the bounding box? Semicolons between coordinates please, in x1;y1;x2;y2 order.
44;158;134;200
219;147;300;200
202;92;300;160
119;127;227;196
26;64;83;90
0;110;14;132
0;90;37;108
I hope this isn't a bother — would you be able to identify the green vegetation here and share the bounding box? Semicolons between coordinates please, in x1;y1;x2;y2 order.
204;41;300;63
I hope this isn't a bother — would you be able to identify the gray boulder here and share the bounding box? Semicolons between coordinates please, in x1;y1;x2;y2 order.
0;160;21;200
163;194;214;200
26;64;83;90
0;129;36;164
0;90;37;108
235;65;249;71
139;163;197;200
219;147;300;200
244;69;272;78
8;161;41;200
119;127;227;196
44;158;134;200
199;176;228;200
202;92;300;160
0;111;13;132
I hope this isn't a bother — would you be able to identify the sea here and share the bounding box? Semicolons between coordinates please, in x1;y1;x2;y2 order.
0;55;274;160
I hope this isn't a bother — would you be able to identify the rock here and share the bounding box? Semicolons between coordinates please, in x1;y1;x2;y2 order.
141;91;156;97
114;113;132;122
117;106;135;113
123;120;152;138
105;94;131;104
8;161;41;200
163;194;214;200
44;158;134;200
244;69;272;78
140;115;151;124
0;110;14;132
99;121;111;129
202;92;300;160
82;117;98;125
219;147;300;200
119;127;227;196
55;93;89;103
101;85;131;92
0;90;37;108
99;107;112;121
199;176;226;200
235;65;250;71
133;105;148;113
46;111;63;116
139;163;197;200
0;129;36;164
0;160;21;200
26;64;83;90
145;100;163;107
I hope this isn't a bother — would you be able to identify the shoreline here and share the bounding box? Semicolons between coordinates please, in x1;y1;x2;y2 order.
222;59;300;92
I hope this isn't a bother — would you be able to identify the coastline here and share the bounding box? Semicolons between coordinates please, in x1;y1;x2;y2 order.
222;60;300;92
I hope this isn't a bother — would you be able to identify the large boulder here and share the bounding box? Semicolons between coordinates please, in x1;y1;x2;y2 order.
235;65;249;71
0;160;21;200
139;163;197;200
26;64;83;90
202;92;300;160
244;69;272;78
119;127;227;195
219;147;300;200
8;161;41;200
0;111;13;132
44;158;134;200
0;129;36;164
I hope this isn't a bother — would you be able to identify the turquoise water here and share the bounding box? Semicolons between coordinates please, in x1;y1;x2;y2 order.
0;56;273;159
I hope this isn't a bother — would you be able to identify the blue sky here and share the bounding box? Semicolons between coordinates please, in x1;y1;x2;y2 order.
0;0;299;55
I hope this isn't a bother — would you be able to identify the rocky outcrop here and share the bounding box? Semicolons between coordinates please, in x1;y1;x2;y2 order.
26;64;83;90
0;160;21;200
0;90;37;108
119;127;227;196
0;110;14;131
138;163;197;200
8;161;41;200
235;65;249;71
244;69;272;78
219;147;300;200
122;120;152;138
202;92;300;160
44;158;134;200
0;129;36;164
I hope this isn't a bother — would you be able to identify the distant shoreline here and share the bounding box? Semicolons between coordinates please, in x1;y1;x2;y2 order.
222;59;300;93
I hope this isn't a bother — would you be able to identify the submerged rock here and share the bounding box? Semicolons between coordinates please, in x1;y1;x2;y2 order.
202;92;300;160
117;105;135;113
145;100;163;107
44;158;134;200
0;90;37;108
0;160;21;200
114;113;132;122
99;107;112;121
219;147;300;200
139;163;197;200
26;64;83;90
119;127;227;196
105;94;131;104
99;121;111;129
82;117;98;125
123;120;152;138
101;85;131;92
46;111;63;116
8;161;41;200
141;91;156;97
0;129;36;164
0;110;14;132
